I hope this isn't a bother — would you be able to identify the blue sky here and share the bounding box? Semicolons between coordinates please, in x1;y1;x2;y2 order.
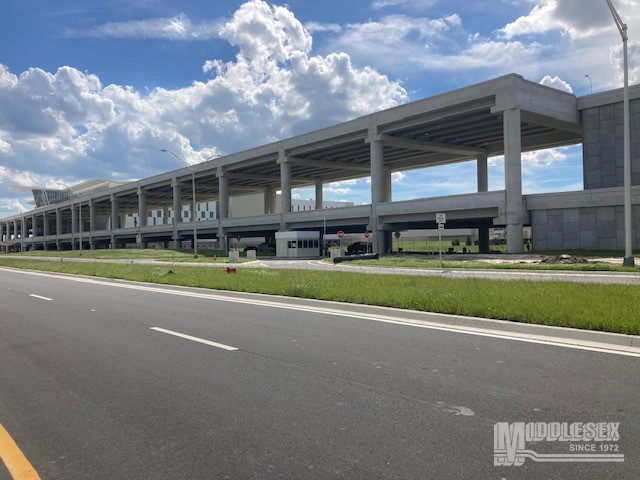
1;0;639;216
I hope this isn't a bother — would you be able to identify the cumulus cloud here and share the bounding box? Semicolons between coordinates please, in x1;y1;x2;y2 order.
0;0;407;216
0;199;28;213
611;41;640;85
499;0;627;40
539;75;573;93
62;13;222;40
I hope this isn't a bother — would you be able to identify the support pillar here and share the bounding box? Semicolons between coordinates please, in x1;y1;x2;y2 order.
20;217;25;252
383;169;392;203
315;180;323;210
89;200;96;250
217;168;228;251
478;225;490;254
172;178;181;251
369;129;386;254
263;185;276;214
42;213;49;250
477;154;488;193
137;187;147;228
503;108;524;253
55;209;61;250
71;205;77;250
110;194;119;249
278;152;292;215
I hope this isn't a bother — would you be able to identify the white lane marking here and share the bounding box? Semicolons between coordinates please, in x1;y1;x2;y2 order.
3;268;639;358
150;327;238;351
29;294;53;301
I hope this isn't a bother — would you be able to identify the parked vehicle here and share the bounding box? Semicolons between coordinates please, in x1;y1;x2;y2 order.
257;243;276;253
243;243;276;253
346;242;369;255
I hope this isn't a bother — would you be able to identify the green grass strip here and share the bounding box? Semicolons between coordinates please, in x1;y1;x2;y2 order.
1;259;638;336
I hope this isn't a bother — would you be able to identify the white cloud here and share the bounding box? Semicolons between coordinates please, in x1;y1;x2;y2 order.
0;0;408;215
0;198;28;213
611;41;640;85
304;22;342;34
62;13;222;40
372;0;439;10
539;75;573;93
522;148;567;168
499;0;613;40
392;171;406;181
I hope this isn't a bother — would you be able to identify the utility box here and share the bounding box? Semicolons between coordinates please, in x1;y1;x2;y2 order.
275;231;320;258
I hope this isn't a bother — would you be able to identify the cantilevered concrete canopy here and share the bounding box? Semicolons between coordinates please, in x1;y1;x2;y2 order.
1;73;589;255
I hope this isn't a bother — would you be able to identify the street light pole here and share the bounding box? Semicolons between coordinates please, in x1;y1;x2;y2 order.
605;0;634;267
161;149;200;258
584;74;592;94
58;182;82;255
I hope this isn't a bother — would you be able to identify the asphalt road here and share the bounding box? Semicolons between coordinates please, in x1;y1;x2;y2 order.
1;268;639;479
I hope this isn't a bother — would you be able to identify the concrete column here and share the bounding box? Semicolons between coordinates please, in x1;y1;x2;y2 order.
503;108;524;253
43;212;49;237
383;169;392;202
217;168;229;251
278;152;292;214
20;217;25;252
477;154;488;193
163;206;170;226
172;178;181;250
266;185;277;214
42;213;48;250
478;225;490;254
110;194;119;249
89;201;96;232
263;187;272;214
315;180;323;210
369;129;386;254
217;168;229;220
31;215;37;239
89;200;96;250
137;187;146;228
71;205;77;250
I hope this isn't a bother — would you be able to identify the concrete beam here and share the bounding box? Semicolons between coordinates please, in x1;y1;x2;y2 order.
378;134;486;156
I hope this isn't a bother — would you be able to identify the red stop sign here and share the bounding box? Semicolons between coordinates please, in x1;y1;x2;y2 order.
337;230;344;238
364;231;370;238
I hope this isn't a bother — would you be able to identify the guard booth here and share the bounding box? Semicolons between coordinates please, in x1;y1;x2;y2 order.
275;231;320;258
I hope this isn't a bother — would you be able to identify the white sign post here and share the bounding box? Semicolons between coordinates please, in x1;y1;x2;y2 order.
436;213;446;264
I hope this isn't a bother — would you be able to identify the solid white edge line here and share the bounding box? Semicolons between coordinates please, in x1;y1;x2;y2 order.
28;294;53;301
150;327;238;351
3;268;638;358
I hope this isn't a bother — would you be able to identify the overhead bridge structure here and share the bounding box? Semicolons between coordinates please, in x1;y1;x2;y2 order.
2;74;639;255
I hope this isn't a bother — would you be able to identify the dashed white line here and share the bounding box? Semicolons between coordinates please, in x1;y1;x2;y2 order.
4;268;639;358
150;327;238;351
29;294;52;301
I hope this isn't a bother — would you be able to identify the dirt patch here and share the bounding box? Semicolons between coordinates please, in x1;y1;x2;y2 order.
540;254;589;265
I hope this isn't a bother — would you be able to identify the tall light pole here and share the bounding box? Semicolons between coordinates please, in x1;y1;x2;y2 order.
584;74;593;93
58;182;82;255
161;149;200;258
605;0;634;267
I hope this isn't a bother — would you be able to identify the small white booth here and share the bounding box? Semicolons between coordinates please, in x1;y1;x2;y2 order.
275;231;320;258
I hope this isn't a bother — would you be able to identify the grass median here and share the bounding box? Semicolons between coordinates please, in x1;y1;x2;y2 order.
1;258;638;336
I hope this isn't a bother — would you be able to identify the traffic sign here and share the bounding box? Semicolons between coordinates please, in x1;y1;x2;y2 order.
337;230;344;238
394;231;401;239
364;231;370;238
436;213;446;224
438;223;445;230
